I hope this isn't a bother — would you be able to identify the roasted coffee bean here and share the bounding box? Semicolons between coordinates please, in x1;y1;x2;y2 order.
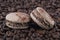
0;0;60;40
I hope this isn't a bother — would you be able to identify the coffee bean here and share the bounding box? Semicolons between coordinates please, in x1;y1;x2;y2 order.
0;0;60;40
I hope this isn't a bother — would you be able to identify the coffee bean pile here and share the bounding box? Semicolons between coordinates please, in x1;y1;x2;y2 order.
0;0;60;40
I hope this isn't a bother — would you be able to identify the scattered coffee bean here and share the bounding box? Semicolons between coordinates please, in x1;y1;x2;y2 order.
0;0;60;40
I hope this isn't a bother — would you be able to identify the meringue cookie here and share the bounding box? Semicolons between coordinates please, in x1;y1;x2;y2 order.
30;7;55;29
6;12;30;29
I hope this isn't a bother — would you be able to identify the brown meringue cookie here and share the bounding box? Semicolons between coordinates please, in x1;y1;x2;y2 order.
30;7;55;29
6;12;30;29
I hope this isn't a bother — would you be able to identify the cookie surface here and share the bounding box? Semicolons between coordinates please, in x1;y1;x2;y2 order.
6;12;30;23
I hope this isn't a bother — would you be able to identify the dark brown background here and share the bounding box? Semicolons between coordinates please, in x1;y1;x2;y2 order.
0;0;60;40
